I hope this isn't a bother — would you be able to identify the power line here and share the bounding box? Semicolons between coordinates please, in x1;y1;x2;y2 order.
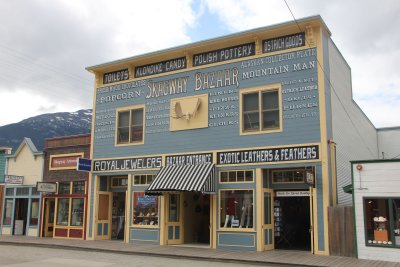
283;0;376;158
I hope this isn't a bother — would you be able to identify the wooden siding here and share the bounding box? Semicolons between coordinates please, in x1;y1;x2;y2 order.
45;134;91;149
353;162;400;262
328;206;355;257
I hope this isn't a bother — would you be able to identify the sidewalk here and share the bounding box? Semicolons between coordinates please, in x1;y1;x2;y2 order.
0;236;399;267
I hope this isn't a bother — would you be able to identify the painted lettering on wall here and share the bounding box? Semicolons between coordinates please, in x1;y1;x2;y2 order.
93;156;162;171
262;32;305;53
103;69;129;84
135;57;187;78
146;76;188;99
217;145;319;165
193;43;255;67
195;67;239;91
166;153;213;166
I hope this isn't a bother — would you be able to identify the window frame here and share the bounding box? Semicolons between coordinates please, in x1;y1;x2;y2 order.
363;197;400;248
240;84;282;135
115;104;145;146
271;169;306;184
133;174;155;185
111;176;128;188
219;170;254;184
218;189;255;232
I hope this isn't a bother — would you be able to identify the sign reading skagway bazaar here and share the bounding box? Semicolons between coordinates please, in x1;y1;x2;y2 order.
193;42;255;67
217;145;319;165
166;153;213;166
93;156;162;171
135;57;187;78
103;69;129;84
263;32;305;54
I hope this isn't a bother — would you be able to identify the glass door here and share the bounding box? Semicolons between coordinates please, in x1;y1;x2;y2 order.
263;188;274;250
166;193;183;245
44;198;55;237
95;192;112;240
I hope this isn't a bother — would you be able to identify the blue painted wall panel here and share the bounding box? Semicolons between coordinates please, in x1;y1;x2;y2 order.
130;228;159;242
93;48;320;159
217;232;256;251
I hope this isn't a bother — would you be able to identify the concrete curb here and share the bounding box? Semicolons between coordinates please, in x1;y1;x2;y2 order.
0;241;322;267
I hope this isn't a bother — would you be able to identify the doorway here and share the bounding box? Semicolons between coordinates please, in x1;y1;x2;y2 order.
14;198;28;235
274;195;311;250
111;192;125;240
43;198;55;237
183;192;210;246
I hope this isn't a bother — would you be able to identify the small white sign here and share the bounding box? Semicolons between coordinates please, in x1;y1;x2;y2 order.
36;182;57;193
5;175;24;185
276;191;310;197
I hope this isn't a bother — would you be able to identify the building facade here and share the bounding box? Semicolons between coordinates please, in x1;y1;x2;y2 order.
351;160;400;262
1;138;43;236
40;134;90;240
0;147;12;227
86;16;378;254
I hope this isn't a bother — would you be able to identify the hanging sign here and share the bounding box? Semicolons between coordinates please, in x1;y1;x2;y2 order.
193;42;255;67
36;182;57;193
217;145;319;165
135;57;187;78
262;32;305;53
77;158;92;172
5;175;24;185
103;69;129;84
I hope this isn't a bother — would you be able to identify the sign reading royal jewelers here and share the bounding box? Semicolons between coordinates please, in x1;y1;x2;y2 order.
103;69;129;84
166;153;213;166
93;156;162;171
217;145;319;165
5;175;24;185
135;57;187;78
262;32;305;54
193;42;255;67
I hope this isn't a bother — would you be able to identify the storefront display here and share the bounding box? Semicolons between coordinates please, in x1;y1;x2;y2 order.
220;190;253;228
133;192;158;226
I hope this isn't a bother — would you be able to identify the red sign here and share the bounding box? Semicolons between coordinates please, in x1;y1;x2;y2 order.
51;156;80;169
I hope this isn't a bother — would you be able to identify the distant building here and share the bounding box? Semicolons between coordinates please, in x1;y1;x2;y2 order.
1;138;43;236
40;134;90;240
86;15;380;255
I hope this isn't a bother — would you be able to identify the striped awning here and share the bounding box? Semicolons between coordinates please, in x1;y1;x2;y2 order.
145;164;215;195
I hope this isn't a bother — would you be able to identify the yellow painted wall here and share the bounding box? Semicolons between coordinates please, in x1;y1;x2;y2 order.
7;144;43;185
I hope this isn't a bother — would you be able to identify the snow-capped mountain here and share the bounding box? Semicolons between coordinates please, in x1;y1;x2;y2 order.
0;109;92;151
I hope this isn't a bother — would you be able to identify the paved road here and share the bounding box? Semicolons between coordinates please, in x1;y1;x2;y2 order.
0;244;275;267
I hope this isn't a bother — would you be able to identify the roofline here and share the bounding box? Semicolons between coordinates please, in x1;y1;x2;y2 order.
44;133;91;141
351;159;400;164
5;137;43;158
377;126;400;131
86;15;329;72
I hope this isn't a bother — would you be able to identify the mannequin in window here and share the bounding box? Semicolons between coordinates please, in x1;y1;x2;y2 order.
223;193;236;227
240;191;252;228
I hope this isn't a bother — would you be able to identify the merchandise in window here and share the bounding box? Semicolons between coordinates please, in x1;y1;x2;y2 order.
117;107;144;144
133;192;158;226
3;199;13;225
56;198;69;226
30;199;39;225
70;198;84;226
393;199;400;246
242;88;280;133
220;190;254;228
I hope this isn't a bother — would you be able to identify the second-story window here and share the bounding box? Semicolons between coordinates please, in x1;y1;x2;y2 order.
117;106;144;145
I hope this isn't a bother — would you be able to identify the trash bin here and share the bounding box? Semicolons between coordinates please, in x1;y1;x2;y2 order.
14;220;24;235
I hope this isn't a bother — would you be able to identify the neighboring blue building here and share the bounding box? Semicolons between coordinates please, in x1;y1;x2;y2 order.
86;16;379;255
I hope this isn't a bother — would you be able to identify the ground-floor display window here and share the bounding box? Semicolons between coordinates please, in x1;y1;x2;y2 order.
30;199;39;226
220;190;254;228
56;198;85;227
71;198;84;226
132;192;159;226
3;199;13;225
364;198;400;247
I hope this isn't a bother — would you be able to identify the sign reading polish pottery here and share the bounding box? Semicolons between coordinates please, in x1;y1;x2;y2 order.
262;32;305;53
135;57;187;78
217;145;319;165
193;42;255;67
103;69;129;84
93;156;162;171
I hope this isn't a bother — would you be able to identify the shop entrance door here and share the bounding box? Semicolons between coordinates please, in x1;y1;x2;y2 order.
44;198;55;237
263;188;274;250
166;193;183;245
95;192;112;240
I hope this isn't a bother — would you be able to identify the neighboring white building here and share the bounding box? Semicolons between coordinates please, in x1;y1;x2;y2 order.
377;127;400;160
352;160;400;262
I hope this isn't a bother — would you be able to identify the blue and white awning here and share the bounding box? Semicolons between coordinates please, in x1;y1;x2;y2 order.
145;164;215;195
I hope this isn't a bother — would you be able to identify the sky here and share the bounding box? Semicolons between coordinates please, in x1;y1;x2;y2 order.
0;0;399;128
